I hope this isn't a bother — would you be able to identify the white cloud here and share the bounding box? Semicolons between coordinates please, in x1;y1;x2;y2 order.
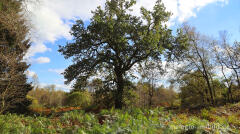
48;68;65;74
24;0;105;58
31;57;51;64
25;0;228;58
132;0;228;23
214;65;232;78
176;0;228;22
54;84;71;92
38;82;71;92
26;70;37;78
25;42;51;58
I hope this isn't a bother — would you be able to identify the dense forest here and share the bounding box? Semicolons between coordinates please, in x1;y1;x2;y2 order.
0;0;239;133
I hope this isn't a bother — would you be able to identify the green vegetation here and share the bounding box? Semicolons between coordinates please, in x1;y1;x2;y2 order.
0;104;239;134
0;0;32;114
58;0;188;109
28;85;66;108
65;91;92;108
0;0;240;133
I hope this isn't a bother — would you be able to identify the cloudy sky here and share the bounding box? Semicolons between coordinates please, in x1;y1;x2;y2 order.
24;0;240;91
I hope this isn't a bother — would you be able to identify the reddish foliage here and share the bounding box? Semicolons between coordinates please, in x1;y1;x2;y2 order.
157;102;170;107
55;107;81;112
30;107;81;115
31;108;52;115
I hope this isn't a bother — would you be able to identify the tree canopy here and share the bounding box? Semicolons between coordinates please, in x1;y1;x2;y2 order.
0;0;32;113
59;0;188;109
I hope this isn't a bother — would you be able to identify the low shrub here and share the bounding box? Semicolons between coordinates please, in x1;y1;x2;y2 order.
65;91;93;109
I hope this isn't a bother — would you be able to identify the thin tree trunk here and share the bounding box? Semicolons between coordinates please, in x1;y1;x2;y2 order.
228;82;233;103
206;79;214;105
148;79;154;108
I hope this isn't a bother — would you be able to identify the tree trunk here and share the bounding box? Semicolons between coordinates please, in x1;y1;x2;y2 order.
114;71;124;109
206;80;215;105
228;82;233;103
202;65;215;106
203;73;215;106
148;79;154;108
149;91;153;107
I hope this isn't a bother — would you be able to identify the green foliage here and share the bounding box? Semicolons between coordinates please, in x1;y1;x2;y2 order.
28;85;67;108
0;106;239;134
201;108;210;120
92;81;115;109
172;99;181;108
59;0;187;109
0;0;32;114
232;87;240;102
134;82;178;108
227;115;240;127
209;107;217;113
180;72;209;108
179;71;226;109
27;95;43;109
65;91;92;108
123;88;139;108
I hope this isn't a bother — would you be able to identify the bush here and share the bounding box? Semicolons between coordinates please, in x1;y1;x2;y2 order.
65;91;92;108
232;89;240;102
227;115;240;127
201;108;210;120
27;95;43;109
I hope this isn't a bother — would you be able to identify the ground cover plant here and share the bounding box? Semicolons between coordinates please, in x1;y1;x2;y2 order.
0;102;239;134
1;0;240;134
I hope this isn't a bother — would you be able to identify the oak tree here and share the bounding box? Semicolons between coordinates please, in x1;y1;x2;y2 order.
59;0;186;109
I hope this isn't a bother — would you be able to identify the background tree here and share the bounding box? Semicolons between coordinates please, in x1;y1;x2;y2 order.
154;85;177;107
0;0;32;113
59;0;187;109
178;71;224;108
139;60;163;107
219;31;240;86
213;31;240;102
135;82;177;108
175;24;217;106
135;82;151;108
28;85;66;108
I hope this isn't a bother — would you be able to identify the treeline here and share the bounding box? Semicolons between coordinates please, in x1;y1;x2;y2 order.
27;68;240;110
27;81;178;110
27;85;93;109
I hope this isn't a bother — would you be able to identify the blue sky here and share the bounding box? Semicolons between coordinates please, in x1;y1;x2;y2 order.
25;0;239;91
188;0;240;41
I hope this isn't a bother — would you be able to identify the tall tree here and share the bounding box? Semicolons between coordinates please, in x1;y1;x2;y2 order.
0;0;32;113
213;31;240;103
216;31;240;88
175;24;216;105
59;0;187;109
